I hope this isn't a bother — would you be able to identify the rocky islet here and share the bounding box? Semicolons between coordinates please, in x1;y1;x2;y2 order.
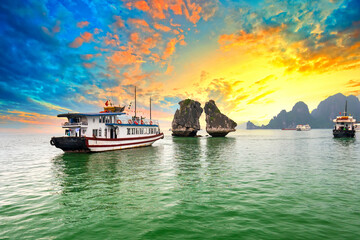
171;99;236;137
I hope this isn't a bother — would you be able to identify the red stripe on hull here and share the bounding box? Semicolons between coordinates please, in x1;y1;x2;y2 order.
87;136;163;148
86;133;163;141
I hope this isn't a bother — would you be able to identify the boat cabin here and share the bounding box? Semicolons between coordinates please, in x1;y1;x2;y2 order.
333;116;356;131
58;112;160;139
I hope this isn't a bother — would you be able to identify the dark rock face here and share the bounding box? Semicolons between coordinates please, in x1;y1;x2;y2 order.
247;101;313;129
311;93;360;128
172;99;203;137
204;100;237;137
246;93;360;129
247;121;265;129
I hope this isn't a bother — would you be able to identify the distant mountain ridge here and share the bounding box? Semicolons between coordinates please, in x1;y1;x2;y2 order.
247;93;360;129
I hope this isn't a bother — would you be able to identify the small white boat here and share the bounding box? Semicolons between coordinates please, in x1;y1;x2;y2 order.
296;124;311;131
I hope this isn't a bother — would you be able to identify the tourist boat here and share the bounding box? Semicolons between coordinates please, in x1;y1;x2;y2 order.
50;88;164;152
296;124;311;131
333;101;356;138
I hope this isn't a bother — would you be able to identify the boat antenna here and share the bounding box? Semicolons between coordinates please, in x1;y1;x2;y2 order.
150;96;152;120
344;100;348;116
134;86;137;118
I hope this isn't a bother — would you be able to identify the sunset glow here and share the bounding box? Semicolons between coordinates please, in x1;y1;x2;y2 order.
1;0;360;132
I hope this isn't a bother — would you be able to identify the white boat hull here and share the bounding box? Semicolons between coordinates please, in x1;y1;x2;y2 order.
86;133;164;152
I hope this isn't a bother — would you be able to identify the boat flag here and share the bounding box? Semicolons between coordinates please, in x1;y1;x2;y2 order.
105;100;109;106
339;112;341;115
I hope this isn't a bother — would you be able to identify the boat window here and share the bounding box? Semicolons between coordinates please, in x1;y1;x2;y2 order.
93;129;98;137
99;117;101;123
99;128;102;137
127;128;130;135
132;128;135;135
105;128;107;138
93;118;95;123
136;128;139;134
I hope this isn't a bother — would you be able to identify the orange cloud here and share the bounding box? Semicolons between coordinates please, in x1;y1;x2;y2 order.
162;35;185;60
219;25;285;52
123;0;206;25
247;90;276;105
108;50;140;67
128;18;150;27
128;18;153;33
94;28;102;34
346;79;360;88
80;53;102;60
153;23;172;32
253;75;275;86
0;110;59;125
134;1;150;11
170;19;181;27
130;32;140;44
164;64;174;75
162;38;178;60
219;24;360;74
104;33;120;47
77;21;90;28
113;16;125;28
69;32;93;48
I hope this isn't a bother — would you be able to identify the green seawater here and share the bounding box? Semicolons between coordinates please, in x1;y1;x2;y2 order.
0;130;359;239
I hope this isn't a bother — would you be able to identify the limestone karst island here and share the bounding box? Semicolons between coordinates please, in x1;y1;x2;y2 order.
171;99;237;137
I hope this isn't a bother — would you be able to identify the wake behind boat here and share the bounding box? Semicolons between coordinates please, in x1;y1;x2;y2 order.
50;88;164;152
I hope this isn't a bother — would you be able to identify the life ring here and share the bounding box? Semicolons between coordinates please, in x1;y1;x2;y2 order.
128;119;132;124
50;139;55;146
117;119;122;124
134;121;138;125
141;120;144;125
150;121;153;125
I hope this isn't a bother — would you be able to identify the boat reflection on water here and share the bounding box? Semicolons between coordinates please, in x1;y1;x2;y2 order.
333;137;356;147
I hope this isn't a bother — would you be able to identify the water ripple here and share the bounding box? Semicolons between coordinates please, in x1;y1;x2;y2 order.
0;130;360;239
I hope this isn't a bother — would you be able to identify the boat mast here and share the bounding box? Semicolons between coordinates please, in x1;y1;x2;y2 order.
150;97;152;120
344;100;348;116
135;86;137;118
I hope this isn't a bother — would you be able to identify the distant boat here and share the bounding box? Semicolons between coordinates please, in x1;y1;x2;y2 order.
333;101;356;138
296;124;311;131
281;128;296;130
354;123;360;131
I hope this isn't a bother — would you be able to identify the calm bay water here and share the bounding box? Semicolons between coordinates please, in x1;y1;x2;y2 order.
1;130;359;239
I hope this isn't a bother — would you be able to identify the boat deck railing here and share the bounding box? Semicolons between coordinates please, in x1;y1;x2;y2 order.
62;122;88;126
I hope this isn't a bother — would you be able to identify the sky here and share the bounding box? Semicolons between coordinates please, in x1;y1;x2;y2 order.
0;0;360;133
